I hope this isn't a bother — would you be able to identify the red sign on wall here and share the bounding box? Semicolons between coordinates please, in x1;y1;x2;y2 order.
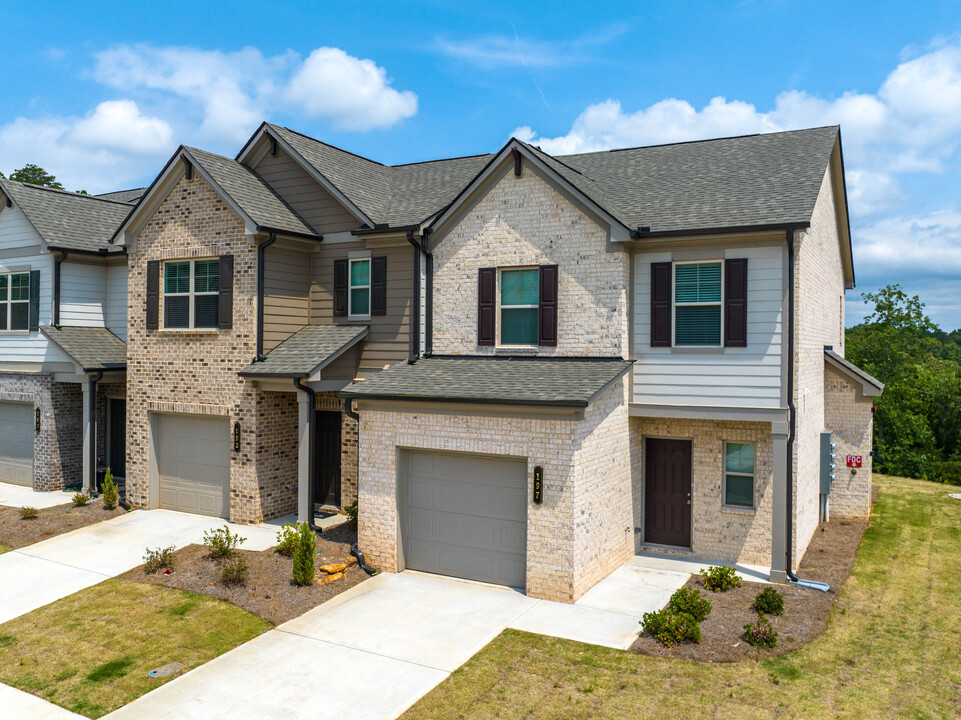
846;455;862;468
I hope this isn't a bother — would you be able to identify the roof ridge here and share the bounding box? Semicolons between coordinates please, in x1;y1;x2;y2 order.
1;178;134;207
390;152;495;169
269;123;387;168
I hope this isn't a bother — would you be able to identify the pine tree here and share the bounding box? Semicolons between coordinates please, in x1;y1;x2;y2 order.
292;521;316;586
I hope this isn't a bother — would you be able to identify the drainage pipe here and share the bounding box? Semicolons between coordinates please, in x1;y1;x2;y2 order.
293;377;324;535
421;228;434;357
350;543;377;576
405;230;421;364
53;250;68;328
255;233;277;362
89;369;104;495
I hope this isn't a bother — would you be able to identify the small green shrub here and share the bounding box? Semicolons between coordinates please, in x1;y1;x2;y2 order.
275;522;299;557
72;492;90;507
220;556;250;586
292;521;316;586
101;468;118;510
344;500;358;529
668;587;712;622
753;586;785;616
143;545;176;574
640;608;702;647
743;615;779;648
19;506;39;519
700;564;742;592
203;525;246;559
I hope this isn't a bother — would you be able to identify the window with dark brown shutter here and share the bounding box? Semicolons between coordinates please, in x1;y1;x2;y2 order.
218;254;233;329
28;270;40;332
370;256;387;316
146;260;160;330
477;267;495;346
650;261;672;347
724;258;748;347
538;264;558;346
333;258;348;317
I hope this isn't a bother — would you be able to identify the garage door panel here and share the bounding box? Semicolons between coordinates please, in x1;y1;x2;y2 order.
157;414;229;519
0;402;34;487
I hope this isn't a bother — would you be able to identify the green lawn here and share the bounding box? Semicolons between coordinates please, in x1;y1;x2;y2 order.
0;543;11;554
404;475;961;720
0;579;271;718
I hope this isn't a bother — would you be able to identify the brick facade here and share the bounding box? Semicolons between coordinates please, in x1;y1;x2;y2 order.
823;366;874;517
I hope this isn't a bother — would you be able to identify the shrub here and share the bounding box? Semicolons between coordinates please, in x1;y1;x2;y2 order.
220;556;250;586
275;522;299;557
143;545;176;574
203;525;246;559
700;565;742;592
72;492;90;507
640;608;702;647
101;468;118;510
743;615;779;648
668;587;712;622
19;506;39;519
753;586;785;616
292;521;316;586
344;500;358;529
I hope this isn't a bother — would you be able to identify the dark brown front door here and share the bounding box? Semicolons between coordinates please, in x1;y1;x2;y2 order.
644;438;692;547
314;411;342;508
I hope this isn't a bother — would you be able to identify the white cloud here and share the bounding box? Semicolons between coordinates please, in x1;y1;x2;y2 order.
70;100;172;154
856;211;961;278
286;47;417;131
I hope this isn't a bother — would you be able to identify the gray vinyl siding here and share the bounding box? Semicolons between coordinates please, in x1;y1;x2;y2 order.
632;243;784;409
60;260;107;327
264;246;310;352
253;148;360;234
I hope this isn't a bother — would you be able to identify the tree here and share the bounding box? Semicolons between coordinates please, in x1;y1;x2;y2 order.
8;164;63;190
292;521;316;586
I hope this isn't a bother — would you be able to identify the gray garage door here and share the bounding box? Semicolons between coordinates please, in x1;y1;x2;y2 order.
156;414;229;518
403;450;527;588
0;402;34;487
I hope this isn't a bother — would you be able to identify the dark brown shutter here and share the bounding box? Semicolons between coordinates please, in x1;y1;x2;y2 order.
333;258;348;317
724;258;748;347
28;270;40;331
218;254;233;329
146;260;160;330
477;267;495;346
370;256;387;316
538;264;558;346
650;262;672;347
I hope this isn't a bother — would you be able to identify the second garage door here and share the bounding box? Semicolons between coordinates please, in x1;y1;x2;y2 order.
0;402;34;487
156;414;230;518
402;450;527;588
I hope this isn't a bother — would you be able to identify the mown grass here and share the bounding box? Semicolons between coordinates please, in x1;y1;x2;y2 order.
404;475;961;720
0;543;11;554
0;579;270;718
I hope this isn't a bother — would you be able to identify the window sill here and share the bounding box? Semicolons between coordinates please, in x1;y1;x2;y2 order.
156;328;221;335
0;330;31;337
347;315;371;323
671;346;725;354
720;504;756;515
493;346;539;355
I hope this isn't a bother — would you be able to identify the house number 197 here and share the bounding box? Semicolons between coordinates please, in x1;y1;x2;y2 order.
533;466;544;505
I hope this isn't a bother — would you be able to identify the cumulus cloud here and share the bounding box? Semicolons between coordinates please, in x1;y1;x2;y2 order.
70;100;172;154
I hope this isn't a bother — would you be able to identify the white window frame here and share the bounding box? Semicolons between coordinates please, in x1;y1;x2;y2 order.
0;271;30;332
497;266;539;348
723;441;756;510
348;257;371;319
162;258;219;330
673;260;724;348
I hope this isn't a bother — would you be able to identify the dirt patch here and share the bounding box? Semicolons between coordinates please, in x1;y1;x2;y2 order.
116;523;368;625
631;513;870;662
0;500;126;549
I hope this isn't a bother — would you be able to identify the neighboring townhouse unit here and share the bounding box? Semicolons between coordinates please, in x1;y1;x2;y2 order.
0;179;136;494
113;122;881;604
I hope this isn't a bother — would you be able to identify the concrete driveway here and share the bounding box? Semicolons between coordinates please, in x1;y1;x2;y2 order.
0;509;276;624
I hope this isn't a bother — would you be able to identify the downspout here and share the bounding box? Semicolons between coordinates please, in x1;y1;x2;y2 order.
255;233;277;362
405;230;421;364
54;251;68;328
293;377;323;535
422;228;433;357
89;369;104;494
341;399;374;574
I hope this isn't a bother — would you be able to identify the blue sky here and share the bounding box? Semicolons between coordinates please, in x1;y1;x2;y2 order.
3;1;961;327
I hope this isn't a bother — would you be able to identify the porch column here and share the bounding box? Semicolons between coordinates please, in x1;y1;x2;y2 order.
770;425;789;583
297;390;312;523
81;379;92;494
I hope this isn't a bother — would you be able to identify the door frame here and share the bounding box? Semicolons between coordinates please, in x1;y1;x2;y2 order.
642;435;694;549
106;398;126;481
313;410;342;510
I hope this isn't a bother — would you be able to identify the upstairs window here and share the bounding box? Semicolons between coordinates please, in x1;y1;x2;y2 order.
674;261;722;346
499;268;539;346
164;259;220;329
349;258;370;317
0;272;30;331
724;442;756;508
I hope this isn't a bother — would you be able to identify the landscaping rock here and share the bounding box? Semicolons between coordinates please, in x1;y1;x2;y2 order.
317;572;344;585
345;556;358;567
320;563;348;575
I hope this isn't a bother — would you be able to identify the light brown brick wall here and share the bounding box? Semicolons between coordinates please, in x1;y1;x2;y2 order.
823;366;873;517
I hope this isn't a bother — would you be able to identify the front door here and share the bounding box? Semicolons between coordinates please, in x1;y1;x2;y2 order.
644;438;692;547
314;411;342;508
109;399;126;479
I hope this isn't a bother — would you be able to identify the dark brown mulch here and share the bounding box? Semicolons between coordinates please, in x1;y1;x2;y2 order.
630;511;871;662
0;500;126;549
116;523;368;625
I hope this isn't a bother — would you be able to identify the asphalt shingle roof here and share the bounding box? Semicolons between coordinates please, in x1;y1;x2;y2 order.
94;188;146;204
0;179;132;252
41;326;127;371
239;324;368;377
824;350;884;394
339;356;633;407
184;146;317;237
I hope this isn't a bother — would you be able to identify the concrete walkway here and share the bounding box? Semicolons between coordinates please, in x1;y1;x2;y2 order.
0;481;76;509
0;682;85;719
0;509;277;624
630;552;772;583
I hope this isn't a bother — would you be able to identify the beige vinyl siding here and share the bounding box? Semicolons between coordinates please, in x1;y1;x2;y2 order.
253;147;360;234
263;246;310;352
311;240;412;378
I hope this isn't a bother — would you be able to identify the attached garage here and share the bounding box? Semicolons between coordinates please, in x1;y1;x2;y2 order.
401;449;527;589
155;413;230;518
0;401;34;487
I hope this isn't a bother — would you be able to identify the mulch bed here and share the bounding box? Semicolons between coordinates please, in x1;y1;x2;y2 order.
0;499;126;549
116;523;368;625
630;489;875;662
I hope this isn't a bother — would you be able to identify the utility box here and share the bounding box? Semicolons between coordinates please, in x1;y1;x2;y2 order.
820;431;837;495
